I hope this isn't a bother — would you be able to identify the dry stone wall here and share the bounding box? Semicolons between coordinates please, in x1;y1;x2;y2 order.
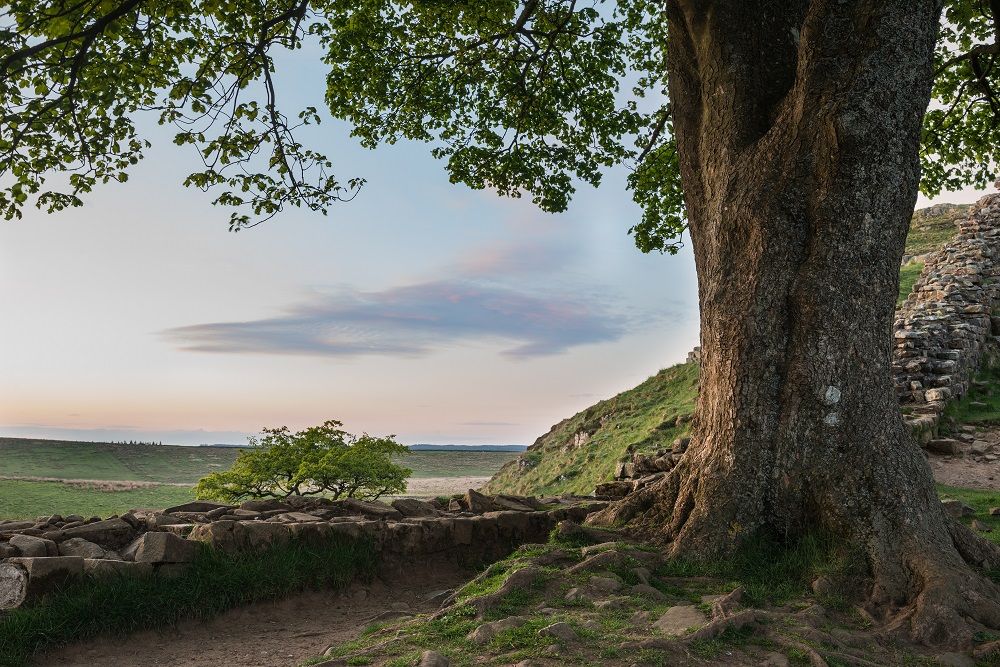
0;491;606;610
894;193;1000;444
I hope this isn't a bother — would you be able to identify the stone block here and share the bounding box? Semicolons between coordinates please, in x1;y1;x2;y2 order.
652;605;706;636
286;521;333;546
0;562;28;609
6;556;84;600
240;499;292;512
462;489;496;514
340;499;403;521
83;559;153;578
925;438;961;455
58;537;107;559
188;520;239;553
9;534;57;557
239;521;291;550
62;518;136;550
163;501;232;514
924;387;952;402
391;498;439;517
129;532;198;564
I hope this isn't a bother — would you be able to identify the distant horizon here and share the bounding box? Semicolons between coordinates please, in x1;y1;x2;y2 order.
0;430;527;451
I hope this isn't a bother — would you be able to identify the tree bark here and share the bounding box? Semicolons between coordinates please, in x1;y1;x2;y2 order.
591;0;1000;647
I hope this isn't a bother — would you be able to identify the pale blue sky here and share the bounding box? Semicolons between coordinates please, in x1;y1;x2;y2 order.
0;46;990;446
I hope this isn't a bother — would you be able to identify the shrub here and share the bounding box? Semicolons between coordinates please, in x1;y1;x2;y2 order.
194;420;411;502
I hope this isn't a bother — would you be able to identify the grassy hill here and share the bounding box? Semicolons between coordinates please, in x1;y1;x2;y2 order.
486;204;970;497
0;438;242;484
483;362;699;496
898;203;969;304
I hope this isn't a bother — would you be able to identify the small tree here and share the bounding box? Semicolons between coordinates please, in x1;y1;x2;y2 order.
194;420;411;503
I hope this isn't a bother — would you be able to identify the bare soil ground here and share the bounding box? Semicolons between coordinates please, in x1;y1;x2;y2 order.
35;566;473;667
929;424;1000;490
403;475;491;497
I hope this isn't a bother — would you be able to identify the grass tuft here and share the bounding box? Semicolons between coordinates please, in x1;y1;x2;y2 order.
656;532;857;607
898;261;924;305
943;363;1000;425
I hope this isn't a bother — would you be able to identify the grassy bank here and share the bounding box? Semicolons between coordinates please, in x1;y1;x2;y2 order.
897;260;923;305
0;536;375;667
943;363;1000;424
317;486;997;667
484;362;700;496
938;484;1000;545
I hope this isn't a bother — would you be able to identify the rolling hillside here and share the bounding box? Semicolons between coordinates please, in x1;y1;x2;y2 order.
485;203;971;497
483;362;699;496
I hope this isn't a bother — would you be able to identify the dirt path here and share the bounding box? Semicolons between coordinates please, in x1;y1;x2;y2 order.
929;424;1000;490
403;475;490;497
35;566;472;667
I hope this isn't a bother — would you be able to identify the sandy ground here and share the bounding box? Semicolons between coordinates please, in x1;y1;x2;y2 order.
932;457;1000;489
403;475;490;497
36;566;471;667
930;425;1000;490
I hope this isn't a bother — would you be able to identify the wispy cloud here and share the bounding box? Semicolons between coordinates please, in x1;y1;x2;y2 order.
458;421;521;427
164;279;625;359
456;239;572;279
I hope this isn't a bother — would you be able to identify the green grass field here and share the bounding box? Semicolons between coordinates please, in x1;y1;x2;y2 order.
0;438;517;483
0;438;240;484
0;479;195;521
0;438;519;520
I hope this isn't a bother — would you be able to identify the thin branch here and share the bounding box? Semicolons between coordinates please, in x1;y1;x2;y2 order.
635;105;671;165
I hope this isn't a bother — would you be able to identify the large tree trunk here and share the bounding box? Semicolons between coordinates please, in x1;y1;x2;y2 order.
591;0;1000;647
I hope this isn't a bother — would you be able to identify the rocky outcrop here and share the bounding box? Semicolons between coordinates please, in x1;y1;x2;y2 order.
596;437;691;496
0;492;606;610
894;193;1000;445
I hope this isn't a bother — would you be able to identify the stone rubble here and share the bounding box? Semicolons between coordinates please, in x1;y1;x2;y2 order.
0;492;606;611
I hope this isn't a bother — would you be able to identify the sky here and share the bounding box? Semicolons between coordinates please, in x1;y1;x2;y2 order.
0;49;993;447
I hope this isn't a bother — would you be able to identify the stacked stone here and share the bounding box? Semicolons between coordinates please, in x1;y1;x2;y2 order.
894;193;1000;444
0;491;607;611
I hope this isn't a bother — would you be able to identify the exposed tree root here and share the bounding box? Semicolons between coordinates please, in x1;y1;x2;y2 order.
469;566;542;620
586;463;687;545
684;608;765;641
948;517;1000;569
589;447;1000;651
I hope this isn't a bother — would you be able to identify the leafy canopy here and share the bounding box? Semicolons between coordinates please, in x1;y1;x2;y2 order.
0;1;997;251
194;419;412;502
